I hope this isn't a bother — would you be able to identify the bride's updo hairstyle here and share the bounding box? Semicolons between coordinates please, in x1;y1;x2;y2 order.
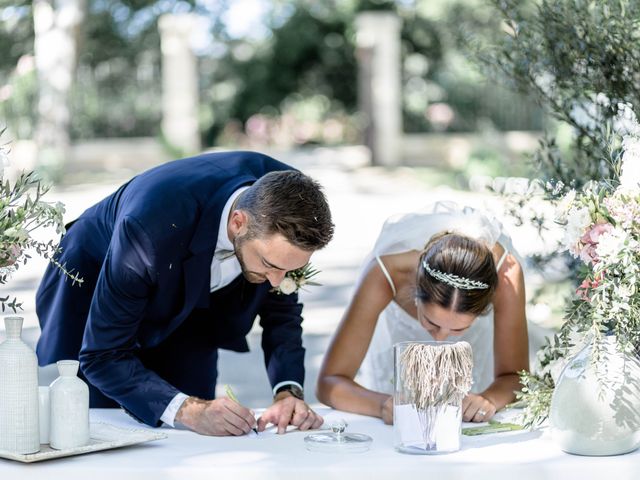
416;232;498;316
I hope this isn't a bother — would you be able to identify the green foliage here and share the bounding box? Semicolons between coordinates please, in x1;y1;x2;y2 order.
0;1;36;139
0;1;33;76
477;0;640;429
478;0;640;188
203;0;545;145
227;8;356;122
69;1;196;139
516;368;555;428
1;130;83;312
0;0;546;144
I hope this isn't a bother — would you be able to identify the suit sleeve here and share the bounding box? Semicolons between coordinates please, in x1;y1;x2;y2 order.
258;291;306;389
79;215;180;427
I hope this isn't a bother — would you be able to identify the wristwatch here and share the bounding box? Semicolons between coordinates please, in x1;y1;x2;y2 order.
275;384;304;400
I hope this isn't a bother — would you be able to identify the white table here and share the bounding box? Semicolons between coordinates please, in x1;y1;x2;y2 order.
1;407;638;479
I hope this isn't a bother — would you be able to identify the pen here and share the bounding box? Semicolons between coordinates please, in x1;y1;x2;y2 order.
224;384;259;435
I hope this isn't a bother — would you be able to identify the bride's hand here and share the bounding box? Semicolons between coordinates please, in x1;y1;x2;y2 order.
380;396;393;424
462;393;496;422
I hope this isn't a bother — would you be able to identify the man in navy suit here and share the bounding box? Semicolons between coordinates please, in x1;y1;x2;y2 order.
36;151;334;436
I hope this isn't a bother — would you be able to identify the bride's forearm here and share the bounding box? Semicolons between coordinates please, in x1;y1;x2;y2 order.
317;375;390;419
481;373;523;411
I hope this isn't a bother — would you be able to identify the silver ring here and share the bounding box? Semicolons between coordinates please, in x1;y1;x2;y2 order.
478;410;487;416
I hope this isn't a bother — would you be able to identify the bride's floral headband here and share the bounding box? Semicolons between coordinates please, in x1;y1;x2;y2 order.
422;259;489;290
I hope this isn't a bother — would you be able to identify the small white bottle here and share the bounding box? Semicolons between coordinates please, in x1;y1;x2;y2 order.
49;360;90;450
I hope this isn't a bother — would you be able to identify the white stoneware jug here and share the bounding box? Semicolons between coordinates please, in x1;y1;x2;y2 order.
49;360;90;450
0;316;40;454
550;336;640;456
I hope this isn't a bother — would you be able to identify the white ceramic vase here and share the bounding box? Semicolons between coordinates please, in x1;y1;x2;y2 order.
550;336;640;456
49;360;90;450
0;316;40;454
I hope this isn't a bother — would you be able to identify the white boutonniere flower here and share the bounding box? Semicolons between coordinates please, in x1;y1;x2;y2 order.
272;263;321;295
278;277;298;295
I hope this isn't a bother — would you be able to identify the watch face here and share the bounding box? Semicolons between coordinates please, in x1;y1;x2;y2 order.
289;385;304;400
279;385;304;400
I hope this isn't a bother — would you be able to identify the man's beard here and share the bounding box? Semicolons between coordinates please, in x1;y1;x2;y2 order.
234;235;267;284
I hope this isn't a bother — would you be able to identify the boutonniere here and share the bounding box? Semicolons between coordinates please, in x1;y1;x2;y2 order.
272;263;321;295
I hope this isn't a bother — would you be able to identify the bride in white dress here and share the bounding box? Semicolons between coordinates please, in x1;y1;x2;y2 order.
316;201;529;423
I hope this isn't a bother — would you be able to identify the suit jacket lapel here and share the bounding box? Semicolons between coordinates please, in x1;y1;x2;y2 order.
163;175;257;339
188;175;255;255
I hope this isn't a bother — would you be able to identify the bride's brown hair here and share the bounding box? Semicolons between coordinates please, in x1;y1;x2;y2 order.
416;232;498;316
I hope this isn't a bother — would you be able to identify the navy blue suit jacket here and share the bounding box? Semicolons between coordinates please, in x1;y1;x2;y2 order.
36;151;305;426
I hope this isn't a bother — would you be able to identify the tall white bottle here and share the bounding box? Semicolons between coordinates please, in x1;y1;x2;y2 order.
49;360;90;450
0;316;40;454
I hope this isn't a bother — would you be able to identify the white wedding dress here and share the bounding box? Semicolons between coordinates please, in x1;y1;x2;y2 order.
357;201;522;395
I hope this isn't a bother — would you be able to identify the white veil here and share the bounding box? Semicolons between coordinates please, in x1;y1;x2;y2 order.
357;201;508;288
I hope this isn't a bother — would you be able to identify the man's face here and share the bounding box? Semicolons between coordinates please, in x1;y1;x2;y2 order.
234;232;312;287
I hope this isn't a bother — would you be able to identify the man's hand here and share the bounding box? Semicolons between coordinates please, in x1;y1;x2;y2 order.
257;391;324;434
462;393;496;422
175;396;257;436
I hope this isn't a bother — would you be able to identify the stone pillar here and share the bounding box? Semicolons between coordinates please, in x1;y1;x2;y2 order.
355;12;402;167
33;0;85;177
159;14;201;156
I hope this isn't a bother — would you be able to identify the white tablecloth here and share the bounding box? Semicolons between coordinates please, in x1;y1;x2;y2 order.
1;407;638;479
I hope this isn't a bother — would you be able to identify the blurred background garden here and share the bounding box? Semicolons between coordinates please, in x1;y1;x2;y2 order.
1;0;548;182
4;0;635;406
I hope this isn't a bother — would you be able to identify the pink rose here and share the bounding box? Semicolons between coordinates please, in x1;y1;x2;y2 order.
587;223;614;243
578;222;614;264
579;243;597;264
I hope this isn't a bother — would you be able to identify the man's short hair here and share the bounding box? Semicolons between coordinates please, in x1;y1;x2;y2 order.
236;170;334;251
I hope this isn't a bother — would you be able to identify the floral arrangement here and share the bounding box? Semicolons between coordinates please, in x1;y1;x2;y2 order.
272;263;321;295
0;129;82;312
517;112;640;427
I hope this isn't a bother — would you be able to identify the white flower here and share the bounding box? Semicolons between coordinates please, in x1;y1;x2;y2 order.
620;135;640;190
277;276;298;295
616;284;635;301
503;177;530;195
595;92;611;108
3;227;29;242
562;206;591;253
555;189;576;219
614;103;640;137
595;227;629;263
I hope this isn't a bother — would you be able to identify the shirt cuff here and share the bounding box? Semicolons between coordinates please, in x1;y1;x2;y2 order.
160;392;189;427
272;380;304;397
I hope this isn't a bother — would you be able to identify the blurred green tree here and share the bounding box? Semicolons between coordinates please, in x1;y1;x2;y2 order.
477;0;640;188
205;0;544;145
0;0;198;140
1;0;545;145
0;1;36;138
